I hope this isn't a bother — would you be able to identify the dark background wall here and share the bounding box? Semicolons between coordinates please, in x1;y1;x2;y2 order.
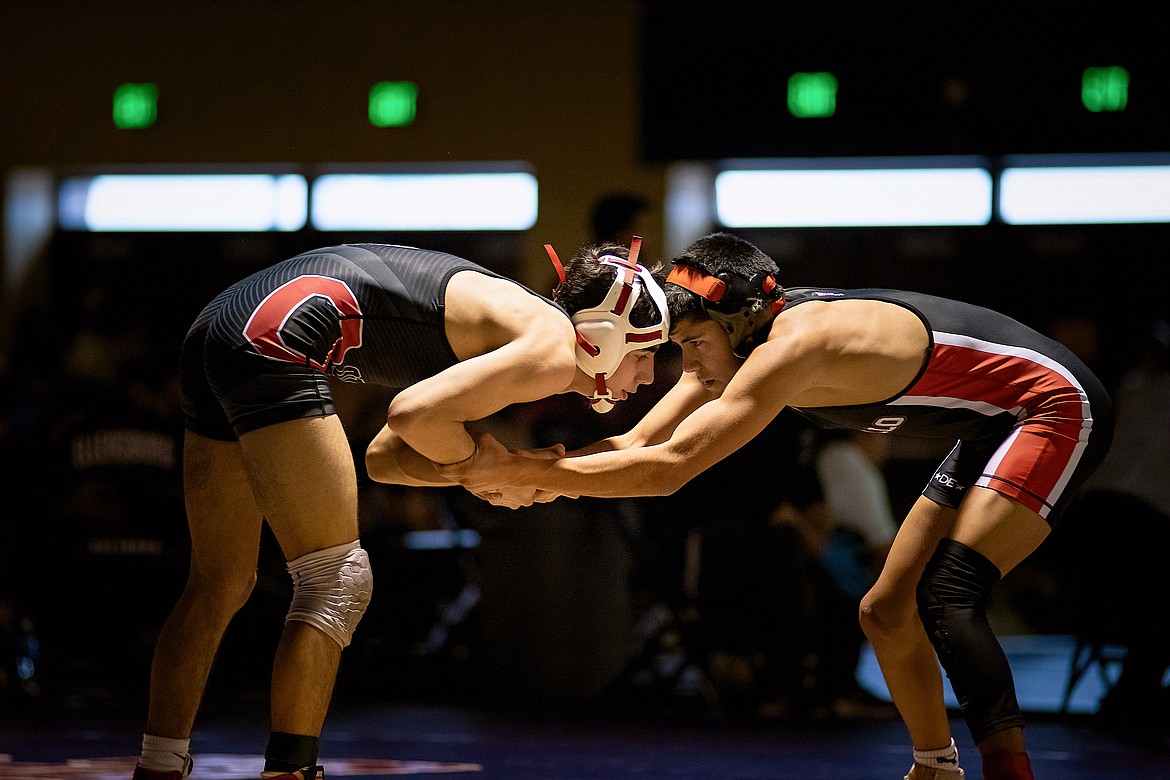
5;1;1167;362
642;1;1170;159
0;0;657;300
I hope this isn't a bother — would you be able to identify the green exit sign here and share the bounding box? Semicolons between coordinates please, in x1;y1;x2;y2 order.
788;72;838;118
113;83;158;129
1082;66;1129;112
369;81;418;127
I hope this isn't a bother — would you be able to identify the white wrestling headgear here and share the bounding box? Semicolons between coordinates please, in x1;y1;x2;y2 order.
545;236;670;413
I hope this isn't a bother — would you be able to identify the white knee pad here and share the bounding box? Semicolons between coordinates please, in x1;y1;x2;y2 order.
285;540;372;648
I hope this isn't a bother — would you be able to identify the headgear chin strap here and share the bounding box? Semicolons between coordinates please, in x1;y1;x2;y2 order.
666;264;785;358
545;236;670;413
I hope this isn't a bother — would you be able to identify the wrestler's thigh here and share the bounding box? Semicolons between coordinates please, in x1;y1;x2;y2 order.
950;486;1050;575
183;431;264;577
237;415;360;561
868;496;957;609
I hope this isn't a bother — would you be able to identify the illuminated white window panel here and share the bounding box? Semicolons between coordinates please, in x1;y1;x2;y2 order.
63;174;308;231
999;166;1170;224
311;173;538;231
716;168;993;227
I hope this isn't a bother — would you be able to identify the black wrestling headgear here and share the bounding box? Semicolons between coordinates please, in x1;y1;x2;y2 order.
666;264;785;357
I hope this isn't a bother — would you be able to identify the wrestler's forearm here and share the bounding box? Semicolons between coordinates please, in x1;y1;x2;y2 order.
365;426;454;487
525;444;686;498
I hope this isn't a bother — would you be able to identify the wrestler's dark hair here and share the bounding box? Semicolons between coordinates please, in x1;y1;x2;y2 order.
552;241;667;329
665;232;780;323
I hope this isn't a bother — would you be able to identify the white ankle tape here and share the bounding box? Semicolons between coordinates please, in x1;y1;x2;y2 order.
914;737;959;766
140;734;193;775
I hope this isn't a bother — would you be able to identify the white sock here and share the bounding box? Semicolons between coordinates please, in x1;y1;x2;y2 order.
139;735;192;774
913;737;960;769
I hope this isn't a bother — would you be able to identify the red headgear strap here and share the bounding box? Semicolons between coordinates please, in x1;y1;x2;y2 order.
666;265;785;315
666;265;728;302
545;243;567;285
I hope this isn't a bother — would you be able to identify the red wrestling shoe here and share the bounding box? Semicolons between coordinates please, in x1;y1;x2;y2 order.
260;766;324;780
132;757;192;780
904;764;964;780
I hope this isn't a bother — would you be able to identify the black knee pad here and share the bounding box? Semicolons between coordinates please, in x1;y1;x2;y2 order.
917;539;1025;744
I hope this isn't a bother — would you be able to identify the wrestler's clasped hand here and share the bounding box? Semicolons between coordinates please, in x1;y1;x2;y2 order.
441;434;566;507
470;487;561;509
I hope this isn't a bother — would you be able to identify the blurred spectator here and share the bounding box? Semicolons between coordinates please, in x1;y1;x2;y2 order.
772;428;899;719
0;597;41;703
812;430;899;599
1053;319;1170;742
0;368;48;705
812;430;899;714
31;353;188;696
604;410;824;716
591;192;651;247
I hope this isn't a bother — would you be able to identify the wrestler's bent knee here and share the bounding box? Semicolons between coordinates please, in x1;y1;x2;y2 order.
285;540;373;648
917;539;1024;743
